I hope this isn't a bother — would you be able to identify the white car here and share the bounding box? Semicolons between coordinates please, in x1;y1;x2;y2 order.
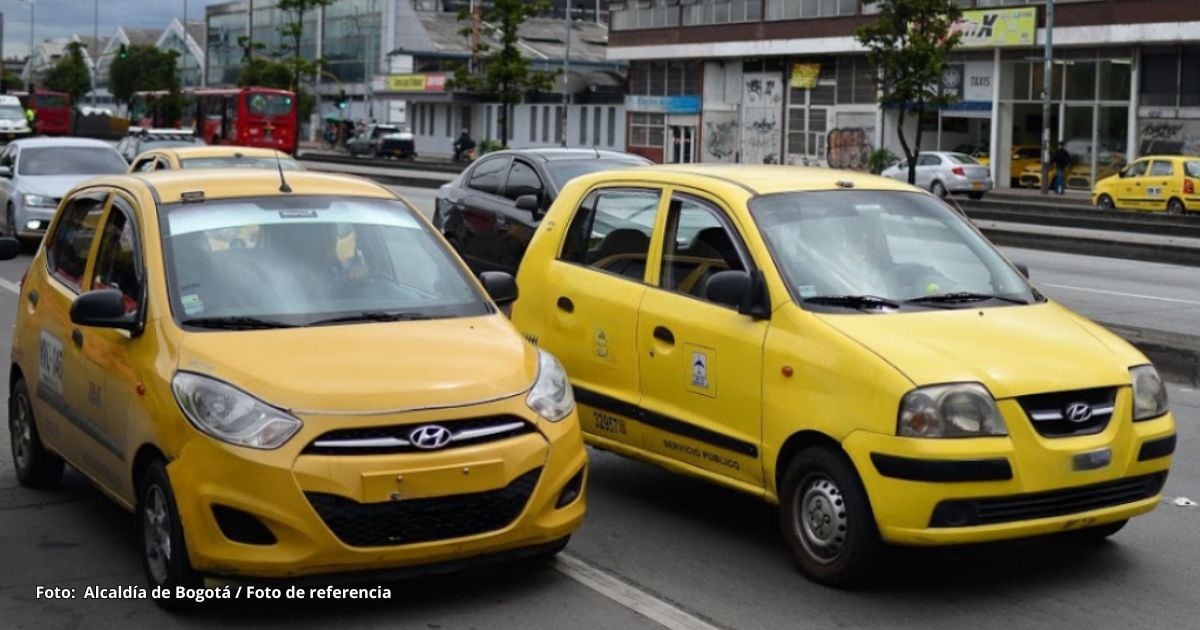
0;95;33;143
0;137;128;240
881;151;993;199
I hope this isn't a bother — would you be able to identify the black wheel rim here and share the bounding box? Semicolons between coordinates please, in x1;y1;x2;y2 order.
143;485;172;584
10;391;33;472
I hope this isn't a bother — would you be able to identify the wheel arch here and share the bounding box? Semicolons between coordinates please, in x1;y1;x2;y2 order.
131;443;169;497
774;429;847;497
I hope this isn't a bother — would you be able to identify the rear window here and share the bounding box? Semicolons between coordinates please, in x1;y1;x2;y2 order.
946;154;981;165
1186;161;1200;179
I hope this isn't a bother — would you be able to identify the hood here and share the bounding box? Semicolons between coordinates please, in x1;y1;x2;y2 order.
19;174;97;197
816;302;1140;398
177;315;537;414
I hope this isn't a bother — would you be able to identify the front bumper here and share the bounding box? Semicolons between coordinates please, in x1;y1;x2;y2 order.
843;393;1174;546
168;396;587;578
15;205;55;239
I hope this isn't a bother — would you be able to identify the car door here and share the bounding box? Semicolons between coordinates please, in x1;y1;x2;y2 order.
1144;159;1175;211
916;154;941;189
493;158;546;273
539;186;665;452
452;155;512;271
1115;159;1149;209
23;190;109;471
635;191;767;486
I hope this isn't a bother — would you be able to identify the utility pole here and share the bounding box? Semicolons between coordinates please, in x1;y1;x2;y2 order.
247;0;254;60
560;0;571;147
91;0;98;106
1039;0;1054;195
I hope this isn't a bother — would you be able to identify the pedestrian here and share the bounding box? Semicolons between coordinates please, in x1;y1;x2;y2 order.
453;128;476;163
1052;144;1071;195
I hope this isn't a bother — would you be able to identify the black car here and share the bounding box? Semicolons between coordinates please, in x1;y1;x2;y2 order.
434;148;651;273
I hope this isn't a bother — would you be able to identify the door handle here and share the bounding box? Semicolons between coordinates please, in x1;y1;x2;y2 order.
27;289;37;306
556;296;574;313
71;328;83;347
653;325;675;345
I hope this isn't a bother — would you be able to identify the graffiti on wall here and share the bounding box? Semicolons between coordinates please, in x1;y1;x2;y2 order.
702;111;739;162
826;128;873;171
741;73;784;165
1139;118;1200;156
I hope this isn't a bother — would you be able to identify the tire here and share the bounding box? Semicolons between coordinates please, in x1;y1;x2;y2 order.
138;459;202;611
6;205;16;238
931;181;948;198
1097;194;1116;211
967;192;985;200
779;446;882;588
1059;519;1127;543
1167;198;1185;215
9;376;64;488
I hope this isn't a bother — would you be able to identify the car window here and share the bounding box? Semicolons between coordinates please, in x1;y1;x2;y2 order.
504;160;544;201
559;188;661;281
181;156;302;170
90;201;144;316
543;158;649;188
1123;160;1148;178
659;195;748;301
19;147;128;175
0;146;13;169
1149;160;1174;177
467;157;508;195
154;158;171;171
1186;161;1200;179
917;155;942;166
46;194;107;291
133;157;157;172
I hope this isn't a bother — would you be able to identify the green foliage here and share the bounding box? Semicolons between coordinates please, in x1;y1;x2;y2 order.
44;42;92;103
478;138;505;155
857;0;963;184
109;44;181;107
868;147;900;175
238;57;294;90
448;0;557;143
275;0;332;91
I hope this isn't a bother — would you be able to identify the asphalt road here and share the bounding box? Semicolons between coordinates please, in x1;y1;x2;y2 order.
1;188;1198;629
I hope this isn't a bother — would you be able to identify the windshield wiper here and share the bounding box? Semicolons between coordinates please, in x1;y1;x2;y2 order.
803;295;900;310
906;292;1029;306
183;316;296;330
307;311;434;326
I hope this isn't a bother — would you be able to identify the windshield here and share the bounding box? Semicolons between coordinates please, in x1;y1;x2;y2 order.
749;191;1036;311
545;158;647;188
161;196;489;327
181;156;302;170
246;93;293;117
0;106;26;122
19;147;128;175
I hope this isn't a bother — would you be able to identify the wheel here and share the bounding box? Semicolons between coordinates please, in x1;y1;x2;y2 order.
779;446;882;588
139;459;202;610
1167;198;1185;215
967;192;985;200
931;181;948;198
1059;519;1127;543
9;376;64;488
1097;194;1116;211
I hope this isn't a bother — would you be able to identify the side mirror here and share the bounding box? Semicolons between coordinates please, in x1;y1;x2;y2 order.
705;269;770;319
479;271;518;306
0;237;19;260
515;193;540;213
70;289;138;332
0;165;11;178
1015;262;1030;279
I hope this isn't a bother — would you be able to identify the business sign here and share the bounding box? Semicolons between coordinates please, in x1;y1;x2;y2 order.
789;63;821;89
953;7;1037;49
941;61;994;103
385;73;447;92
624;94;701;114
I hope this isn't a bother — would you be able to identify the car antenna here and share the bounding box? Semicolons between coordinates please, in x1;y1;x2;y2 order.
274;150;292;193
593;144;600;158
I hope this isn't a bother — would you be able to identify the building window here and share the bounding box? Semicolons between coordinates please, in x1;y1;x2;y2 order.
630;61;702;96
1141;47;1200;108
683;0;762;26
594;110;602;147
608;107;617;146
835;57;876;105
555;106;564;144
767;0;856;21
580;106;589;144
543;106;551;143
611;0;680;32
445;105;453;136
630;112;665;148
530;105;538;141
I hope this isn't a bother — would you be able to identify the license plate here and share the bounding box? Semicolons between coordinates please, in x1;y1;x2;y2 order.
972;181;983;189
361;459;507;502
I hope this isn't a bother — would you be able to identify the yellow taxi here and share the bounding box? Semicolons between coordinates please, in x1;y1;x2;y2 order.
128;145;303;172
6;169;585;605
511;164;1175;586
1092;154;1200;214
1010;144;1042;186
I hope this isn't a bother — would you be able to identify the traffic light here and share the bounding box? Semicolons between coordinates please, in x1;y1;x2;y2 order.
336;90;347;110
118;44;127;59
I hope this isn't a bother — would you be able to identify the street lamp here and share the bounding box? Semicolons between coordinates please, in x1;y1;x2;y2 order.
560;0;571;147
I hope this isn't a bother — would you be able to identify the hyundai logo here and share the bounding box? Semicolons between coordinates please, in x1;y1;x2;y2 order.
1063;402;1093;423
409;425;452;450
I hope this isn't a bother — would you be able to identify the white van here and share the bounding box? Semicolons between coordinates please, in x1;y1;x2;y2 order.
0;95;33;141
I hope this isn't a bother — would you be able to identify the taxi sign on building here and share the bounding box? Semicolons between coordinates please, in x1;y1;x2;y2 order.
954;7;1037;49
384;73;447;92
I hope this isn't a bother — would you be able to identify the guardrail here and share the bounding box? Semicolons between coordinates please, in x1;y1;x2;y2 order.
296;150;464;174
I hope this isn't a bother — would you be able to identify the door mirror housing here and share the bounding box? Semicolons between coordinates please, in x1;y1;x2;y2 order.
0;237;19;260
0;165;11;178
515;193;541;215
479;271;518;306
70;289;139;332
705;269;770;319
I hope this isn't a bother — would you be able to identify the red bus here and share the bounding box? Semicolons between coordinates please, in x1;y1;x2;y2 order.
17;90;72;135
191;87;297;153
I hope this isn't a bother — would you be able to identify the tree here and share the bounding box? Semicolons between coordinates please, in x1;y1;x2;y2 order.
276;0;332;152
449;0;557;146
109;44;181;109
857;0;963;185
44;42;92;105
237;55;316;121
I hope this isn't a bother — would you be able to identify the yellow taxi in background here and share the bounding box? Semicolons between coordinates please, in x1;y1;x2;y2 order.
128;145;303;172
7;170;585;606
512;164;1175;586
1092;154;1200;214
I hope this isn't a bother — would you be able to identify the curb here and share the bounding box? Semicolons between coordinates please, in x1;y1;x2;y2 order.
1099;322;1200;387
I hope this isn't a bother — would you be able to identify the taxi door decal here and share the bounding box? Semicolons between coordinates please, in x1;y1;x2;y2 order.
684;343;716;398
38;331;64;396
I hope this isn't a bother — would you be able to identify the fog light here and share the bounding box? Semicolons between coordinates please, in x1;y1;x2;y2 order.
25;220;40;230
555;467;585;509
212;504;277;545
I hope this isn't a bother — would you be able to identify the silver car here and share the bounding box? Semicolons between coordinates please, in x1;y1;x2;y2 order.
881;151;993;199
0;137;128;240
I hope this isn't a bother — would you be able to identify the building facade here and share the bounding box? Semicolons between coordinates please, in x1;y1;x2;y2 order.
607;0;1200;190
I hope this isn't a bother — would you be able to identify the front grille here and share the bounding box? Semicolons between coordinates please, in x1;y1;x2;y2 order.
929;472;1166;527
306;467;542;547
1017;387;1118;437
302;415;535;455
1019;174;1040;187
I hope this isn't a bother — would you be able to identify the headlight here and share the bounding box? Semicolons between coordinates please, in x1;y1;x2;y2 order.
171;372;302;449
23;194;57;208
1130;365;1168;421
898;383;1007;438
526;349;574;422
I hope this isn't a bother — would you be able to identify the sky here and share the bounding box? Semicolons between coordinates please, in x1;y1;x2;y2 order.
0;0;231;59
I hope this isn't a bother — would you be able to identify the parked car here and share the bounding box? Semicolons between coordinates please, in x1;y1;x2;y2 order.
115;127;205;163
1019;140;1124;190
434;148;652;273
347;123;416;159
880;151;992;199
0;137;128;240
0;95;33;143
1093;154;1200;214
128;145;302;172
1009;144;1043;187
953;142;990;165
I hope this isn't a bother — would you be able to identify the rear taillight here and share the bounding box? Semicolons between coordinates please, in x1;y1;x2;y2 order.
1185;179;1195;195
951;166;966;176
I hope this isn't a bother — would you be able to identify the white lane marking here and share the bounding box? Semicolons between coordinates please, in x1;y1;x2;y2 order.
0;277;18;294
1042;283;1200;306
555;553;725;630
